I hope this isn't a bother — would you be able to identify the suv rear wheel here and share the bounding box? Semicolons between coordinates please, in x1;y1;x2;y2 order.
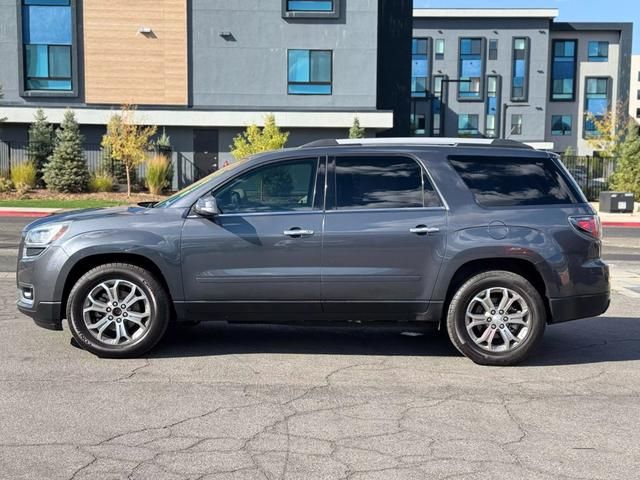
446;271;546;366
67;263;170;358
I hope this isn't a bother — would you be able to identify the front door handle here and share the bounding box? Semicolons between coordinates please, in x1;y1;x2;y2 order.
284;228;315;238
410;225;440;235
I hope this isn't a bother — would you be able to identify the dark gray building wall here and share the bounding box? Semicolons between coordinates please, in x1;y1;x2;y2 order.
190;0;379;110
412;17;551;142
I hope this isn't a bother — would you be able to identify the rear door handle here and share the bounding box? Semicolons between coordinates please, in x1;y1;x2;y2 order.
410;226;440;235
284;228;315;238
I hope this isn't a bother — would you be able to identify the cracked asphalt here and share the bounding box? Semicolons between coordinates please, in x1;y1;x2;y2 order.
0;218;639;480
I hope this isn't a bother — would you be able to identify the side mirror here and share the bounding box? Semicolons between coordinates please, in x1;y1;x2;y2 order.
194;197;220;217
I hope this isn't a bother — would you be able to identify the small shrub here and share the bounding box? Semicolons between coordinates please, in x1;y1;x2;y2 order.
11;162;37;192
145;154;171;195
89;173;115;193
0;176;13;193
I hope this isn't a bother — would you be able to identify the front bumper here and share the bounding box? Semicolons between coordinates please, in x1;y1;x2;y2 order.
548;291;610;324
16;245;69;330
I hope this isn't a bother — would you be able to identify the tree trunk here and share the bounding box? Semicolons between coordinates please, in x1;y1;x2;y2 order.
125;166;131;198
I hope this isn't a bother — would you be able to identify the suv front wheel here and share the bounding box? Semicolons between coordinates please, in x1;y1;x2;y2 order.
446;271;546;366
67;263;170;358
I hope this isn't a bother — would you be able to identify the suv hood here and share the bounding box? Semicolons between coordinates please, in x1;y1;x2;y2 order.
23;205;152;232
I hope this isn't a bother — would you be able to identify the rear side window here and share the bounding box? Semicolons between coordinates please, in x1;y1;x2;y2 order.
449;155;577;207
334;156;441;209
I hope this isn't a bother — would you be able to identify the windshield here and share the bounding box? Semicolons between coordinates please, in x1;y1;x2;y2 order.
154;160;247;208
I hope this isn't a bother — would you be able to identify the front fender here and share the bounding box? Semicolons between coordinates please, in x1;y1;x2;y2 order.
55;228;184;301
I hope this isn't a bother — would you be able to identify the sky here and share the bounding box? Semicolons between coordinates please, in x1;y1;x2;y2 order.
414;0;639;53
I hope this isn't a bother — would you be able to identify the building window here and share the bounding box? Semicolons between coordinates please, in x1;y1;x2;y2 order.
551;40;577;101
511;38;529;101
459;38;483;100
435;39;445;60
21;0;73;92
287;50;332;95
432;75;445;136
458;114;479;135
410;114;426;136
411;38;430;98
485;76;499;138
636;108;640;119
489;39;498;60
283;0;339;18
637;89;640;101
588;41;609;62
584;77;610;138
551;115;572;136
510;114;523;136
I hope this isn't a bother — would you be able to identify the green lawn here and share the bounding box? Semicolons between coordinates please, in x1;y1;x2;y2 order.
0;199;131;209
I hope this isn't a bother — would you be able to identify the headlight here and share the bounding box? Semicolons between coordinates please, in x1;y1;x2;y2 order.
25;223;70;246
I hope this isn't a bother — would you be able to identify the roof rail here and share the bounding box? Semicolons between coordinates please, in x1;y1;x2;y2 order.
300;137;536;149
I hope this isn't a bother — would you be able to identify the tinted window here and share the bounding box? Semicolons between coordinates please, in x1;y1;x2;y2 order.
449;156;577;207
335;156;440;210
215;158;318;213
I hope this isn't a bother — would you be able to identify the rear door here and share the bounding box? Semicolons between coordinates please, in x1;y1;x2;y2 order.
321;154;448;319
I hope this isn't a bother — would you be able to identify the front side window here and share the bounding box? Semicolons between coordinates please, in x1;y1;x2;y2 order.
288;50;332;95
510;114;523;136
485;76;499;138
551;40;576;101
551;115;572;136
411;38;430;98
458;114;479;136
511;38;529;101
22;0;73;92
334;156;440;210
449;156;577;207
588;41;609;62
584;77;610;138
214;159;318;214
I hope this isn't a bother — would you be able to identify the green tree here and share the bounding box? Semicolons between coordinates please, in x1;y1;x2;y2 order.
349;117;365;139
231;114;289;161
610;120;640;197
585;101;627;158
43;110;90;193
101;105;157;197
27;108;54;187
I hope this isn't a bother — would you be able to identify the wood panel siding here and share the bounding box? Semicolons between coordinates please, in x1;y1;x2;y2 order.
83;0;187;105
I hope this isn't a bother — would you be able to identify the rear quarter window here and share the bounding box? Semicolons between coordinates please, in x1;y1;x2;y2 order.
448;155;578;207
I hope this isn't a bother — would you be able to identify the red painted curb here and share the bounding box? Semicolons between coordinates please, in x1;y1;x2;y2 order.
0;211;52;218
602;221;640;228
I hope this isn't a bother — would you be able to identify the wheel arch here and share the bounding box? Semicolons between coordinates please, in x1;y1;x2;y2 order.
60;253;176;322
441;258;551;326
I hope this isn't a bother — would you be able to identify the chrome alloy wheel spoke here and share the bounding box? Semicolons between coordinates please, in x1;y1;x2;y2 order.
82;279;151;347
465;287;531;353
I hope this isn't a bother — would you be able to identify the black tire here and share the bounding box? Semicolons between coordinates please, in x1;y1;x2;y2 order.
67;263;170;358
446;271;546;366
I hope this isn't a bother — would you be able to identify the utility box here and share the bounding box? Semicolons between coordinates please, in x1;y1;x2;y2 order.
599;191;635;213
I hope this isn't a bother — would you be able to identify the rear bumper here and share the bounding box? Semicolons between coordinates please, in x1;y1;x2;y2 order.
548;292;610;324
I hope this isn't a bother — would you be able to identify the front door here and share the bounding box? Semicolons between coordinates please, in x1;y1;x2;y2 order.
193;129;219;178
321;154;447;320
181;156;325;321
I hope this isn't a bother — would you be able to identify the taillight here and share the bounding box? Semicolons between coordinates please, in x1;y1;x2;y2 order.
569;215;601;239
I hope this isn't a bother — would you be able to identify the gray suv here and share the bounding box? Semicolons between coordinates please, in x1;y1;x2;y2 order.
16;138;610;365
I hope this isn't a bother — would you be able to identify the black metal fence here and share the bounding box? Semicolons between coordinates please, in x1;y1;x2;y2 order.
0;141;207;190
559;155;617;201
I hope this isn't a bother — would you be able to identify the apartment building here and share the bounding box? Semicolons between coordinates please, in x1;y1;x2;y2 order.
0;0;411;176
630;55;640;123
411;9;633;155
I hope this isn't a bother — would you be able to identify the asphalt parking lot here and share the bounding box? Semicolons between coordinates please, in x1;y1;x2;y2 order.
1;217;639;480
